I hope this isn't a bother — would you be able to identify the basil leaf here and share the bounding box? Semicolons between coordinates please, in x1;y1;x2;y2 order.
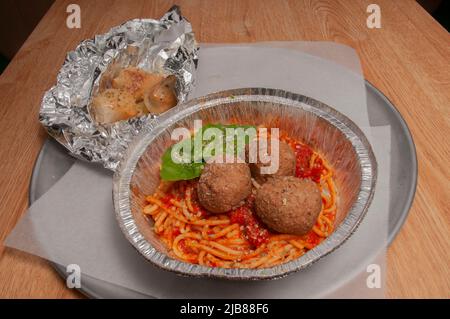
160;123;255;181
160;145;204;181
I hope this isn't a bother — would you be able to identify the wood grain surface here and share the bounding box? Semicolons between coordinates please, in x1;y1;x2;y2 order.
0;0;448;298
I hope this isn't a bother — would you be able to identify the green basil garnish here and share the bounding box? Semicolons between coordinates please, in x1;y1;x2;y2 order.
160;123;255;181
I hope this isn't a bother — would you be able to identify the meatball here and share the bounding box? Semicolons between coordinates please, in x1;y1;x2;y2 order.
197;162;252;214
248;139;296;183
254;176;322;235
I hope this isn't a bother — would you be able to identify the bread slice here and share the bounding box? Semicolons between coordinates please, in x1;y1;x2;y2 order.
91;67;176;124
143;75;177;114
112;67;166;101
91;89;139;124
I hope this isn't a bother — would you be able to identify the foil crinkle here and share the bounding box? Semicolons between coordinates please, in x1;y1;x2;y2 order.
39;6;199;170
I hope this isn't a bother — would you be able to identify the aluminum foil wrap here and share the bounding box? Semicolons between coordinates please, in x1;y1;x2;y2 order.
39;6;199;170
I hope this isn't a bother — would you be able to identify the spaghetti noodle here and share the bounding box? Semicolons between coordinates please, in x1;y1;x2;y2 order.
143;133;337;269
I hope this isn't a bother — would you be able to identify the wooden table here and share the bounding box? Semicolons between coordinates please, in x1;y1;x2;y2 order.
0;0;448;299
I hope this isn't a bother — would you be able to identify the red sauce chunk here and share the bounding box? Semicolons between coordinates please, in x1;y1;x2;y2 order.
171;227;181;238
160;194;174;205
178;239;190;253
294;142;324;182
230;207;269;248
302;231;322;248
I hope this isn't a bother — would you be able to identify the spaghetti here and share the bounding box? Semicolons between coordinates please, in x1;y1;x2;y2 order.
143;134;337;269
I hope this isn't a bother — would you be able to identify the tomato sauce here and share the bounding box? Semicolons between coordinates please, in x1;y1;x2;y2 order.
229;207;269;248
292;142;324;182
302;231;322;248
171;227;181;238
160;194;174;205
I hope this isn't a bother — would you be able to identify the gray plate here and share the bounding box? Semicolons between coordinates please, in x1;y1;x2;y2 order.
29;81;417;298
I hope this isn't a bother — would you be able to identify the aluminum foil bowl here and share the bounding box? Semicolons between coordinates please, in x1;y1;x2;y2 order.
113;88;377;280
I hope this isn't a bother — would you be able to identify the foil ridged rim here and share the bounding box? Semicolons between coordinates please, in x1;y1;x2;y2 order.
113;88;377;280
39;6;199;171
